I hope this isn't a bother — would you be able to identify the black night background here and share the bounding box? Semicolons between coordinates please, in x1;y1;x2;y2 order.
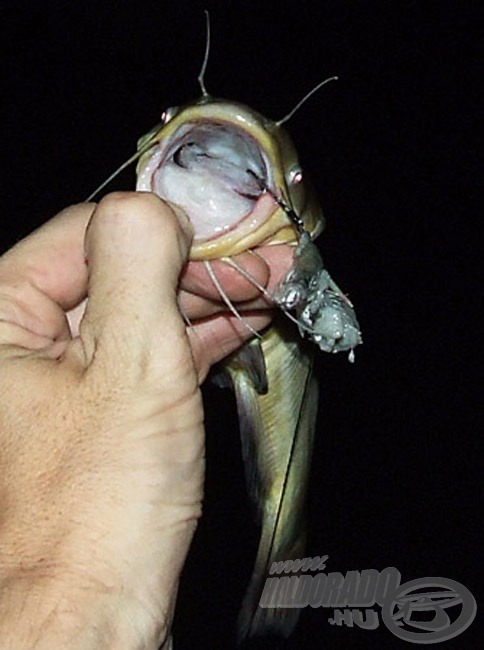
1;1;482;648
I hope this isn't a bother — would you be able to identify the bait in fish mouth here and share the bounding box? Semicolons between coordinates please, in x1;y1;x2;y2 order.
88;11;361;644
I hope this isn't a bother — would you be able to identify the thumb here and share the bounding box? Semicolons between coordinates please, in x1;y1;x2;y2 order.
79;192;194;388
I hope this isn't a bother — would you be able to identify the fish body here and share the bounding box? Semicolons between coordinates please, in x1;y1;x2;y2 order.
226;320;318;639
135;95;341;641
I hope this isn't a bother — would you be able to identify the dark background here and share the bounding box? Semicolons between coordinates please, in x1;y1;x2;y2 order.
1;1;481;648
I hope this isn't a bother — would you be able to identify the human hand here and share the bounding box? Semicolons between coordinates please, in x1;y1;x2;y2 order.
0;192;292;649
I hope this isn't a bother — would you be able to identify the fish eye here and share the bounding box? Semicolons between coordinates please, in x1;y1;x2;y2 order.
288;167;303;185
161;106;179;124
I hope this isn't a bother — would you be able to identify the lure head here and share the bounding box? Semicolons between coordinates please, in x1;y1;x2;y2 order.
136;97;324;260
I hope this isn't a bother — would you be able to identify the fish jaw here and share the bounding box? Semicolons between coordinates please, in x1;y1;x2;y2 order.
136;98;324;259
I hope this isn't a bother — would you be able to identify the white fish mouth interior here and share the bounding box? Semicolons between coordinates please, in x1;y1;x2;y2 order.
137;121;272;241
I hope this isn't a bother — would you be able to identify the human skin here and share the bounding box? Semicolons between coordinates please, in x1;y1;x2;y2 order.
0;192;293;649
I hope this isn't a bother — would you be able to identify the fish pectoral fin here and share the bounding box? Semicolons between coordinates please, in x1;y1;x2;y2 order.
226;338;269;511
160;635;173;650
227;337;268;394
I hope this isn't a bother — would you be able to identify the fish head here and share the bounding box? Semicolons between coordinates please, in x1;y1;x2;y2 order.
136;97;324;260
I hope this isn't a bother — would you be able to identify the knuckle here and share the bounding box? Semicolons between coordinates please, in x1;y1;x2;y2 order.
97;191;162;217
93;192;183;241
0;280;33;319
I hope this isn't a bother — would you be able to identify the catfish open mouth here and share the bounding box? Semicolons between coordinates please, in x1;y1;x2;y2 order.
136;121;277;242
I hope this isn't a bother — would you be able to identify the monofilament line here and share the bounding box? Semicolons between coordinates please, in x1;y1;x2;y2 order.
204;260;262;339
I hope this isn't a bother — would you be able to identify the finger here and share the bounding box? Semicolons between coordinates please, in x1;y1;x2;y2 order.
180;245;294;303
67;244;296;338
0;203;93;346
177;290;273;321
68;291;274;339
180;252;269;301
181;243;292;318
188;311;273;383
66;244;295;336
251;245;295;292
185;245;294;316
79;192;194;384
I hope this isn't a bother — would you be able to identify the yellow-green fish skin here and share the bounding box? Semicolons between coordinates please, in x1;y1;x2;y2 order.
227;317;318;640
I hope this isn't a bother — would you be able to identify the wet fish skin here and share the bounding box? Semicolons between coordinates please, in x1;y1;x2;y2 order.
226;318;318;640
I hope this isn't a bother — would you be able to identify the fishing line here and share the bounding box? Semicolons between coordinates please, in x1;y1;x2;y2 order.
178;303;193;329
221;255;320;337
245;352;315;637
203;260;262;339
245;169;307;236
269;193;306;234
221;256;278;303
